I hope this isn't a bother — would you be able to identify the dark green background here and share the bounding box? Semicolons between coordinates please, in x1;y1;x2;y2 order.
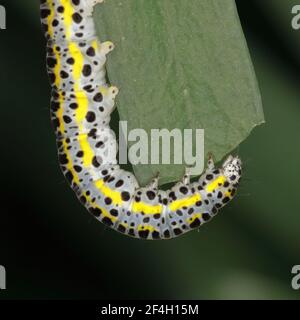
0;0;300;299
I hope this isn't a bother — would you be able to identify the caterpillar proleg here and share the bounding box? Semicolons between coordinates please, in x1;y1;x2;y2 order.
40;0;242;240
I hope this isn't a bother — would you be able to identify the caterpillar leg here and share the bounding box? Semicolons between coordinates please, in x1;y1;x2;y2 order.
109;86;119;98
148;172;160;190
93;85;119;121
84;0;105;16
207;152;215;170
92;0;104;4
101;41;115;55
181;168;190;185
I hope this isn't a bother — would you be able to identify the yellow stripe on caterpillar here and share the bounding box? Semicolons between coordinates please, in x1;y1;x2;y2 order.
137;225;157;232
187;213;202;224
55;94;79;185
46;0;55;38
61;138;80;186
67;42;92;167
68;42;84;82
91;40;98;51
85;193;118;223
53;46;61;89
131;201;162;215
205;175;227;193
169;193;202;212
56;92;64;134
73;91;89;124
77;133;94;167
94;179;123;205
61;0;74;40
225;190;232;198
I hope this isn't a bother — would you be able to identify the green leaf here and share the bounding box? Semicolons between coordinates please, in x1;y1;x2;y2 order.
94;0;264;186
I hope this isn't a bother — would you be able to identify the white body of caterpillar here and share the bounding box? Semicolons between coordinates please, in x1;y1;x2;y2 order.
40;0;242;240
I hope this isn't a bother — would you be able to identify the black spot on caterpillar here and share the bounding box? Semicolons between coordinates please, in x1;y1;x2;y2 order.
40;0;242;240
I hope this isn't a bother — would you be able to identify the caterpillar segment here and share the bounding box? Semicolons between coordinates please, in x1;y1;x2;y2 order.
40;0;242;240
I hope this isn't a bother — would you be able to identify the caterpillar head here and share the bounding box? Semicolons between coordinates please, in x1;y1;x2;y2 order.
222;155;242;185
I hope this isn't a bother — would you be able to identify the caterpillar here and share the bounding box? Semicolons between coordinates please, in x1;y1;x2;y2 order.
40;0;242;240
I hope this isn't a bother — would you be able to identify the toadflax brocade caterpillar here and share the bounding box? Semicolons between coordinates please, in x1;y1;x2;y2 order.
40;0;242;240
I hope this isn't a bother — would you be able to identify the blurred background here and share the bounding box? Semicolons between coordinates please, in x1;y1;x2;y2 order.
0;0;300;299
